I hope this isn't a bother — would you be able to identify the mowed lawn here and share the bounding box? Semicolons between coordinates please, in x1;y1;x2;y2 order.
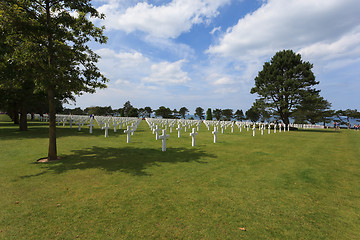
0;114;359;239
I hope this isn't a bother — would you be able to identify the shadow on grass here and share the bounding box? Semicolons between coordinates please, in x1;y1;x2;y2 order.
28;147;215;177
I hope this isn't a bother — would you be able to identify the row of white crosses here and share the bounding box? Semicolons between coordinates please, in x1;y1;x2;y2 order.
55;114;90;130
93;116;141;140
204;120;294;139
145;118;202;151
54;114;141;143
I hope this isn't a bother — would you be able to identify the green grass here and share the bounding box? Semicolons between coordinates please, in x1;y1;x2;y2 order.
1;114;360;239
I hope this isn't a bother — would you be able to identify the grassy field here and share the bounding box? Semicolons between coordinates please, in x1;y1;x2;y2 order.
0;114;359;239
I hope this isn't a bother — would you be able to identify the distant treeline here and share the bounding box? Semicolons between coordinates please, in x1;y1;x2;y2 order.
60;101;360;126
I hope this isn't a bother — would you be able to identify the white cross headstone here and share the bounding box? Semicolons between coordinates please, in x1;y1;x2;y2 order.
268;124;271;134
176;124;182;138
88;120;95;134
77;121;82;131
169;124;173;133
154;125;161;140
124;126;134;143
279;124;282;133
130;123;135;135
102;122;110;138
212;126;218;143
113;121;120;132
274;124;277;133
261;124;264;135
252;124;256;137
190;128;198;147
159;129;170;152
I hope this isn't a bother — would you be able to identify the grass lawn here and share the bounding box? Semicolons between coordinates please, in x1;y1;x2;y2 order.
0;114;359;239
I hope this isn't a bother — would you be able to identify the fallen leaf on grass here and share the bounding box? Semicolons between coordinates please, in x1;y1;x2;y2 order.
239;227;246;231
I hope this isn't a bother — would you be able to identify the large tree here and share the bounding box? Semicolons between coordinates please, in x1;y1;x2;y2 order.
245;106;260;122
213;108;222;121
335;109;360;127
293;94;332;125
234;109;245;121
221;109;233;121
206;108;213;120
251;50;320;126
194;107;204;120
144;106;153;118
2;0;108;160
154;106;173;119
0;2;37;130
179;107;189;119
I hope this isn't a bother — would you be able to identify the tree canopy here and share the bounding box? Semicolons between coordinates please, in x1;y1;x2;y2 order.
194;107;204;120
206;108;213;120
179;107;189;119
154;106;173;119
1;0;108;160
251;49;323;126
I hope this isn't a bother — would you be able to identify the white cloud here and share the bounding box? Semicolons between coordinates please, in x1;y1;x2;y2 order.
142;59;191;84
210;26;221;35
299;27;360;62
97;0;230;38
208;0;360;61
95;48;150;78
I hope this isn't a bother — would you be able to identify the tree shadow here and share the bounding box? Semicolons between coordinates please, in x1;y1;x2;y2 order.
31;147;215;177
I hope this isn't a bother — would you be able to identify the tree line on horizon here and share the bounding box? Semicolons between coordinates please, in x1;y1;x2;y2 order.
58;100;360;126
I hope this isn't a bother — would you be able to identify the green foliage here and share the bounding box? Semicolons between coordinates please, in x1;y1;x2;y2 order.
293;95;332;124
221;109;233;121
154;106;173;119
1;0;108;159
84;106;113;116
245;106;260;122
172;109;180;119
179;107;189;119
336;109;360;124
251;50;320;125
62;107;84;115
234;109;245;121
122;101;138;117
194;107;204;120
144;106;152;117
213;108;222;120
206;108;213;120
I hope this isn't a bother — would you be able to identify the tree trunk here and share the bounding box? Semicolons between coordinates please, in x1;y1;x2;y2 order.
19;99;28;131
46;0;57;160
47;85;57;160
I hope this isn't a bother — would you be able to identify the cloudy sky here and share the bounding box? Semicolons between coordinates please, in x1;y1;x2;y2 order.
67;0;360;113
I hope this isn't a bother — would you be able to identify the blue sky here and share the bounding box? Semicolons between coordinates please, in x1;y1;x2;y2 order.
66;0;360;113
